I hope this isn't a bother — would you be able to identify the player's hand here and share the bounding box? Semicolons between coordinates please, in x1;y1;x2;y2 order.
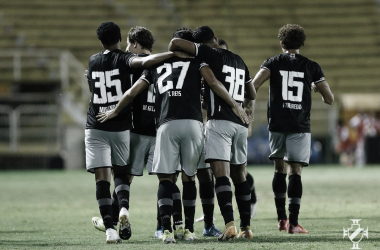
173;51;194;59
232;102;251;124
311;83;319;93
96;109;119;123
244;107;254;123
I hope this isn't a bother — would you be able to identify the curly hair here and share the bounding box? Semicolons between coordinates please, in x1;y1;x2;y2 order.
172;27;194;42
278;24;306;50
128;26;155;52
96;22;121;46
192;26;214;43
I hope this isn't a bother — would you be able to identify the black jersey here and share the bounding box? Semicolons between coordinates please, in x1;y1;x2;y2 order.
194;43;252;128
130;53;156;136
261;53;325;133
140;57;204;128
86;49;136;131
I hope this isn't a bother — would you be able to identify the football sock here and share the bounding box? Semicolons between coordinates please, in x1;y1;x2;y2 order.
182;181;196;232
199;180;215;229
156;202;162;230
112;190;119;226
234;180;251;228
157;180;173;233
114;176;130;210
288;174;302;226
246;172;257;204
272;172;287;220
96;180;114;230
215;176;234;225
172;183;183;230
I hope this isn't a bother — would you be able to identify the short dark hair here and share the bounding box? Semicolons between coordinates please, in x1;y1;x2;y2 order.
278;24;306;50
96;22;121;46
193;26;214;43
172;27;194;42
218;39;228;50
128;26;155;52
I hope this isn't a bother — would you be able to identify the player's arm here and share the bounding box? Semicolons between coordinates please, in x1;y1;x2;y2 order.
252;68;270;92
130;51;193;68
201;66;250;124
96;78;149;123
243;98;255;123
168;38;196;55
312;81;334;105
245;79;256;100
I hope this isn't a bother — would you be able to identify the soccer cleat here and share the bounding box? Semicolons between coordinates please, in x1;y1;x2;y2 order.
183;229;196;241
118;207;132;240
237;226;253;239
162;230;176;243
173;225;184;239
203;224;222;237
278;219;289;231
154;226;164;239
218;221;237;241
105;228;121;244
92;217;106;232
250;199;258;219
287;223;308;234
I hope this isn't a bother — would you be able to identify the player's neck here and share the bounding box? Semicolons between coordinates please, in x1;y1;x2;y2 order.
283;49;299;54
140;49;151;55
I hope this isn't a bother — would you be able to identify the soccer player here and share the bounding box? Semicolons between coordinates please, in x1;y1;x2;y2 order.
251;24;334;234
168;26;256;241
97;28;249;243
86;22;189;243
218;38;258;219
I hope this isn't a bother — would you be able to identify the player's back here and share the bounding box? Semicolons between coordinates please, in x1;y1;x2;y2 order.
141;57;203;128
131;53;156;137
195;44;251;127
261;53;325;133
87;49;135;131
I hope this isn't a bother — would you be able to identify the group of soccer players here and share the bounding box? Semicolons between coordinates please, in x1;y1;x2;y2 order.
85;21;334;244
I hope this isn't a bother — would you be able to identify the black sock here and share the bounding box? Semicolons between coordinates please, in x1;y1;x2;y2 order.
112;190;119;226
156;202;162;230
272;172;287;221
114;177;130;210
215;176;234;225
158;180;173;232
172;183;183;230
199;180;215;229
246;172;257;204
96;181;114;230
288;174;302;226
182;181;196;232
235;181;251;228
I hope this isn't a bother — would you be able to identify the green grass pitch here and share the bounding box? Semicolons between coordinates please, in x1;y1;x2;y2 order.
0;165;379;249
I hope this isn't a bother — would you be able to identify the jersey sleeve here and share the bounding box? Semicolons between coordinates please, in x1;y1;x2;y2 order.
140;69;153;85
244;63;252;83
310;62;325;84
194;43;219;64
124;52;137;68
260;57;273;72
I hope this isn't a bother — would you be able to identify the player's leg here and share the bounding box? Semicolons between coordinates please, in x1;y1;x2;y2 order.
269;131;288;231
172;172;184;239
110;130;132;240
157;174;176;243
196;168;222;237
179;119;204;241
85;129;121;243
230;164;252;239
230;124;252;239
285;133;310;234
205;119;237;241
245;170;258;218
